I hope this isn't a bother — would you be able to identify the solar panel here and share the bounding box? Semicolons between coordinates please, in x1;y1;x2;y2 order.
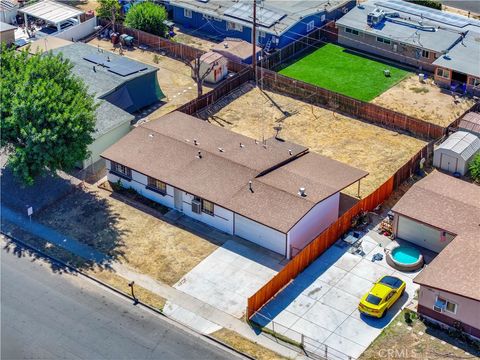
108;63;147;77
224;3;285;28
83;54;112;68
375;0;480;28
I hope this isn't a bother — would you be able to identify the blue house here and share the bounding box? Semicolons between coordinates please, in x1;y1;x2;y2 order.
165;0;355;50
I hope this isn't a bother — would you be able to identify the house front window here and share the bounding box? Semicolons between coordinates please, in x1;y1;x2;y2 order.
345;27;359;35
194;196;214;215
227;21;243;32
307;20;314;32
111;162;132;179
468;77;480;86
184;8;192;18
376;36;391;44
436;68;450;79
147;177;167;195
421;49;430;58
434;296;457;314
258;30;266;38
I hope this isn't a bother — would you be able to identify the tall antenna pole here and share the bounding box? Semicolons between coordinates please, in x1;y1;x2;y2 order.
252;0;257;86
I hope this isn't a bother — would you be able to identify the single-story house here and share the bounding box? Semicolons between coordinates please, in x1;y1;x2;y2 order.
391;171;480;338
101;111;368;258
48;42;164;169
336;0;480;94
211;38;261;64
195;51;228;84
0;20;15;45
458;112;480;138
433;131;480;176
167;0;355;50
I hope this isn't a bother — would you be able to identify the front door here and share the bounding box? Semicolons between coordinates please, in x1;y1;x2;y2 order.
173;188;183;211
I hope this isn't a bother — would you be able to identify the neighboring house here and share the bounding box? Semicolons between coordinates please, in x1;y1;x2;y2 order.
433;131;480;176
458;112;480;138
0;21;15;45
101;111;367;258
195;51;228;84
47;42;164;169
211;38;261;64
391;171;480;338
167;0;355;50
336;0;480;94
0;0;18;25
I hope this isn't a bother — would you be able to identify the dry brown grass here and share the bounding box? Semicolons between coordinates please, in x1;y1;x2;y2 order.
87;39;214;119
85;266;166;310
360;310;480;360
212;328;289;360
372;75;475;127
206;85;426;197
37;187;219;286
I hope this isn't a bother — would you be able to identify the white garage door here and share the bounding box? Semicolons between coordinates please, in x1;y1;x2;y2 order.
397;216;446;253
234;214;286;255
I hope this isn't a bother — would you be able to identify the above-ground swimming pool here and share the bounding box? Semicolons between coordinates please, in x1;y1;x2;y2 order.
386;245;424;272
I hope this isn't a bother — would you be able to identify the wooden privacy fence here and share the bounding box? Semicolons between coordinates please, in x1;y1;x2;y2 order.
177;66;253;115
258;69;445;140
247;142;432;318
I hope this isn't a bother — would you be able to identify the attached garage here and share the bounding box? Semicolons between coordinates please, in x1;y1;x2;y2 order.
234;214;286;255
395;215;454;253
433;131;480;176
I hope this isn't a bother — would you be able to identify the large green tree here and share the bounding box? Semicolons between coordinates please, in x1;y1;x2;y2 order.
124;2;167;36
97;0;122;32
0;45;96;185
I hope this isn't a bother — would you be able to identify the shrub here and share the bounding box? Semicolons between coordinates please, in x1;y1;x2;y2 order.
469;153;480;182
124;2;167;36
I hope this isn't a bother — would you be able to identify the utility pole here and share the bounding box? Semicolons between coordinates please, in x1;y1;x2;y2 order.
252;0;257;85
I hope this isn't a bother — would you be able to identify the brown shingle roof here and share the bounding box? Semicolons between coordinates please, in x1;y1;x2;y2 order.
212;39;261;61
102;111;368;232
458;112;480;136
392;171;480;300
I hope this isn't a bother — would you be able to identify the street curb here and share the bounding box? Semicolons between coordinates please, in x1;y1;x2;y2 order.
1;231;253;360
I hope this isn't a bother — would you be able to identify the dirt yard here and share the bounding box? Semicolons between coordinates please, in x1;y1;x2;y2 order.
201;83;426;198
360;310;480;360
372;74;475;127
173;25;221;52
87;38;214;119
36;186;222;286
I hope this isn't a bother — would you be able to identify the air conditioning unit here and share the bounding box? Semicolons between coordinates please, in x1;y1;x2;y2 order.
433;305;444;313
192;199;201;214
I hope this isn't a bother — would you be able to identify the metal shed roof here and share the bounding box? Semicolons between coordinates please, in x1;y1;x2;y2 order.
437;131;480;161
19;0;84;25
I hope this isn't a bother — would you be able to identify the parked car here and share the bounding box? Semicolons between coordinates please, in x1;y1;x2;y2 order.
358;276;406;318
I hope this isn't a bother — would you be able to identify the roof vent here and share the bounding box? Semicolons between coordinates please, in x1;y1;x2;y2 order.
288;149;292;156
240;142;244;148
298;187;307;197
148;133;154;138
194;139;198;146
248;180;253;193
196;151;202;159
107;56;111;62
224;42;229;48
218;147;224;152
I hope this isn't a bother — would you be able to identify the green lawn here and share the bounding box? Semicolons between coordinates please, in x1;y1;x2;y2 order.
279;44;410;102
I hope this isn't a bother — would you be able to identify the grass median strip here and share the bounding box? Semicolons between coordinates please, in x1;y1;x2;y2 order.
212;328;289;360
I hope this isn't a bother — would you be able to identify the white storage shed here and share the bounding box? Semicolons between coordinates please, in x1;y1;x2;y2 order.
433;131;480;176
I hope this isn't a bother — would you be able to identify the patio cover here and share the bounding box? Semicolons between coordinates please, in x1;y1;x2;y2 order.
19;0;84;25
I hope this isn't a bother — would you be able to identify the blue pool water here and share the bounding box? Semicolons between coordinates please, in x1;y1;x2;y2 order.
392;246;420;264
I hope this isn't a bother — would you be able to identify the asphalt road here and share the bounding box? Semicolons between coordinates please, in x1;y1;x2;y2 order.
0;238;239;360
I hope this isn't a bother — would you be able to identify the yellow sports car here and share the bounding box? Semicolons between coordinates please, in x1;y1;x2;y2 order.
358;276;406;318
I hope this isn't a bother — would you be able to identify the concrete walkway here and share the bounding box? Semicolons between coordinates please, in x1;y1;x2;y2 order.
1;206;304;360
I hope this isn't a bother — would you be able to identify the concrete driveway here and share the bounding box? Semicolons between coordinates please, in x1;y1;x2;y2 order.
172;239;284;318
253;232;421;359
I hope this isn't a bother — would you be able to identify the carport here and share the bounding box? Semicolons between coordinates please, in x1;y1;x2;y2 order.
18;0;83;32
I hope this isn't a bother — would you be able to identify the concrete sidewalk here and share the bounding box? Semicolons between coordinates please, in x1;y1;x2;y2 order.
1;205;304;359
